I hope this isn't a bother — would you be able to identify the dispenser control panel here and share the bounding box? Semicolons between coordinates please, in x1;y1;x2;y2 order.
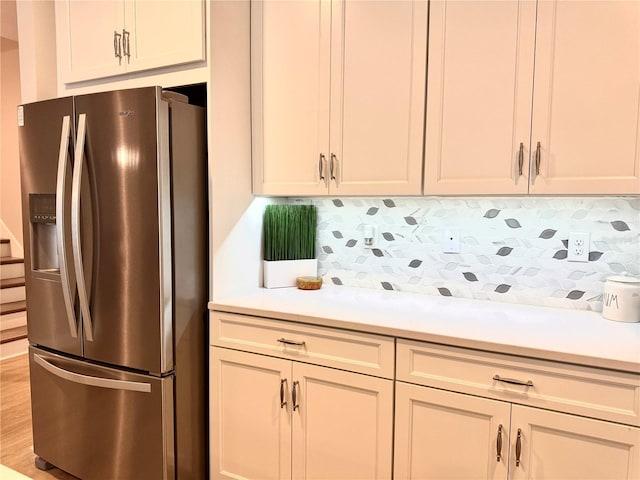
29;193;56;224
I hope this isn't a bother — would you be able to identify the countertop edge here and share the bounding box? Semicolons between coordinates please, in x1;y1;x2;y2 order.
208;297;640;375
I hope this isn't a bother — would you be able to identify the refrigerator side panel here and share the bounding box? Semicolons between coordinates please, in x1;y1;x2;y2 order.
29;346;174;480
18;98;82;356
75;87;167;373
169;98;208;479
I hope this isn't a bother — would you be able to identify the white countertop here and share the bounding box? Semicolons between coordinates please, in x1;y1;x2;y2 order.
209;285;640;374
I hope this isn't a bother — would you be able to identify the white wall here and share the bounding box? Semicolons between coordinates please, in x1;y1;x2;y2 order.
1;36;23;256
207;1;255;299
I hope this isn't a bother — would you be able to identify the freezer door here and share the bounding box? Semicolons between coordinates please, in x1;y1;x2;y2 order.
73;87;172;373
29;346;174;480
18;98;81;356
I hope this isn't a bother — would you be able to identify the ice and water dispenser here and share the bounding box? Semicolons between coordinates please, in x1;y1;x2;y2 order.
29;193;59;273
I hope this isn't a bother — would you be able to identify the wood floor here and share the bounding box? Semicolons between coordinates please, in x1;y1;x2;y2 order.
0;353;78;480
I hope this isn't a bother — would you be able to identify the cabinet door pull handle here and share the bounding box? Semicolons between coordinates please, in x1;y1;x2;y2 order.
493;374;533;387
292;380;300;411
122;29;131;62
330;153;337;181
280;378;287;408
518;142;524;176
277;338;306;347
535;141;541;176
516;428;522;467
319;153;326;181
113;31;122;63
496;424;503;462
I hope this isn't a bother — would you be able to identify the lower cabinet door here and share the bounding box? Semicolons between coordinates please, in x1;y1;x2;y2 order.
394;381;510;480
210;347;292;480
510;405;640;480
291;362;394;480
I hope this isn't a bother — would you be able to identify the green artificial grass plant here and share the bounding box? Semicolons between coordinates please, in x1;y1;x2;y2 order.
263;204;317;262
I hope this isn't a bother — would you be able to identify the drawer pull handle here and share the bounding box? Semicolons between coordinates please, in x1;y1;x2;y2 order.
516;428;523;466
277;338;306;347
292;380;300;411
496;424;503;462
280;378;287;408
493;374;533;387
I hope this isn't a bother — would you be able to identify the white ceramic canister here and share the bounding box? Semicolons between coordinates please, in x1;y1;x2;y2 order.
601;274;640;323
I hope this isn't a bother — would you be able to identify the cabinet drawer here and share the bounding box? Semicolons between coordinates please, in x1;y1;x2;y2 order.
211;311;394;379
397;339;640;426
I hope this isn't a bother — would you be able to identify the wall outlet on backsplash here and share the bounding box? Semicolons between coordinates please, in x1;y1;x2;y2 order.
442;228;461;253
567;232;590;262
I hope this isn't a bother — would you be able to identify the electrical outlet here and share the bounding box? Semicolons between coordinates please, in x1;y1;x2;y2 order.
567;232;590;262
443;228;461;254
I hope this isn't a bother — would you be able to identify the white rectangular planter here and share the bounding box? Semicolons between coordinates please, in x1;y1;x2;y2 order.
263;259;317;289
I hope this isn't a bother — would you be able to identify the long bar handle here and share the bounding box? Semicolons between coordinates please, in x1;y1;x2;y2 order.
518;142;524;176
535;141;541;176
122;29;131;62
55;116;78;339
277;338;306;347
319;153;326;183
34;354;151;393
71;113;94;342
330;153;337;181
515;428;522;467
292;380;300;411
113;31;122;63
280;378;287;408
496;424;503;462
493;374;533;387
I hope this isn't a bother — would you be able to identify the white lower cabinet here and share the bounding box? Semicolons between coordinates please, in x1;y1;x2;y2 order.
395;382;640;480
511;405;640;480
394;382;510;480
210;313;639;479
395;339;640;480
209;313;394;480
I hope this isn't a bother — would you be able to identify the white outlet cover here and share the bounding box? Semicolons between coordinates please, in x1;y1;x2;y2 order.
443;228;461;254
567;232;590;262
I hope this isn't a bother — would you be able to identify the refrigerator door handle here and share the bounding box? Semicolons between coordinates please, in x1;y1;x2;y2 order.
55;115;78;338
33;354;152;393
71;113;94;342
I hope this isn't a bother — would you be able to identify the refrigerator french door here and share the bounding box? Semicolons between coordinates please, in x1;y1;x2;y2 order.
19;86;207;480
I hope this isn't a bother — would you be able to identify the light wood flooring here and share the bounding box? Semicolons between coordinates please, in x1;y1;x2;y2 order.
0;353;78;480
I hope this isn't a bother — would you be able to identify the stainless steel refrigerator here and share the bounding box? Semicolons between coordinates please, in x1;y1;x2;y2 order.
18;86;207;480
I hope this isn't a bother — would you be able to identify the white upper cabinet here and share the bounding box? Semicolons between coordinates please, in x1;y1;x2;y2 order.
56;0;205;84
530;0;640;194
252;0;427;196
424;0;536;195
425;0;640;195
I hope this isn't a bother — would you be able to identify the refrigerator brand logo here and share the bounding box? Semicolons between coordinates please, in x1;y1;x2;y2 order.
119;110;136;117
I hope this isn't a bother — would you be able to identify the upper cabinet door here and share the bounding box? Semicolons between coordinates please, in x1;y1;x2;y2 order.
123;0;205;74
330;0;427;196
56;0;205;84
57;0;125;84
251;0;332;196
423;0;537;195
252;0;427;196
530;0;640;194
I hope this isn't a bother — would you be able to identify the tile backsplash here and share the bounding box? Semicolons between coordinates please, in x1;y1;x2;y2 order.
309;196;639;311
